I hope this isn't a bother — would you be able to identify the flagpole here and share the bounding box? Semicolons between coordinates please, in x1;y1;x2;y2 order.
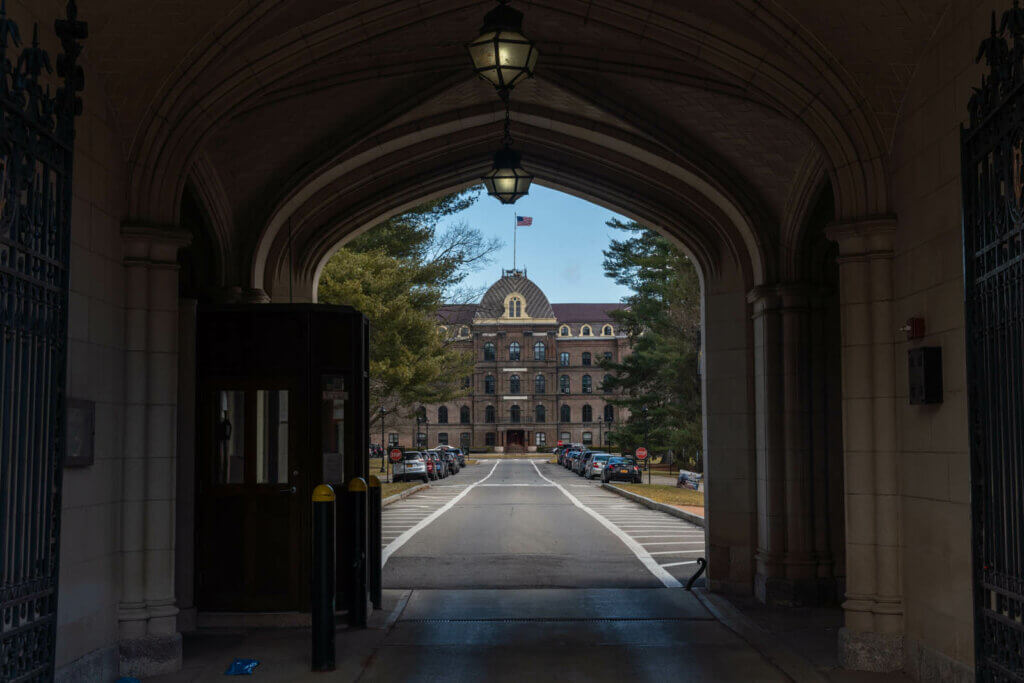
513;213;517;272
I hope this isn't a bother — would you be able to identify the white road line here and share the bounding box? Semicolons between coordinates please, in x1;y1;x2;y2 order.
382;461;501;566
642;541;706;546
478;483;555;487
649;550;704;555
659;561;699;568
530;460;681;589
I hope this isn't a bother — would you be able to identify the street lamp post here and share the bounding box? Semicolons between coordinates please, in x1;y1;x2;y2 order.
415;411;423;449
642;404;650;485
379;407;388;479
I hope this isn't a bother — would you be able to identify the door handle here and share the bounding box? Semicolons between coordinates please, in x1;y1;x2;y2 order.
280;486;297;495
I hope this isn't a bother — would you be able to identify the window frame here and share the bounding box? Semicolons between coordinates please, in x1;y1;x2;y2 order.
509;341;521;361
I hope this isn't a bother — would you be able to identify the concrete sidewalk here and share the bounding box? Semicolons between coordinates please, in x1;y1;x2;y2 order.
153;589;791;682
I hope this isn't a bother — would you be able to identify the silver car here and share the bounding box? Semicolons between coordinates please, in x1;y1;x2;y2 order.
392;450;429;483
583;453;612;480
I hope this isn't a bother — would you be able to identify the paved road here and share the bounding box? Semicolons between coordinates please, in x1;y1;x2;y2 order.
383;458;705;589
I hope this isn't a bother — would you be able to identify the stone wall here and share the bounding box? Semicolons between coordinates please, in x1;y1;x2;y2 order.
887;0;983;675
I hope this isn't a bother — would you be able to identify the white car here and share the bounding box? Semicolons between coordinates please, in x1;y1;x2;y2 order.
392;450;429;483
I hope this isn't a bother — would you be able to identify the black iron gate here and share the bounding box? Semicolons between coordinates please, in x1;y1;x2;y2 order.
0;2;86;681
962;7;1024;682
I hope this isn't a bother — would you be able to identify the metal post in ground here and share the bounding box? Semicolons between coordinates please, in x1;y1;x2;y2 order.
367;475;383;610
346;477;369;628
311;484;336;672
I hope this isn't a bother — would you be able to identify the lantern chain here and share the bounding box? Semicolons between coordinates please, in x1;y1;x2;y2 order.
501;88;513;147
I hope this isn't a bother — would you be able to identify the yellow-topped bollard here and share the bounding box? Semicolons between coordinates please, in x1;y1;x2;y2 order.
344;477;369;627
347;477;368;493
311;483;336;671
367;476;382;609
312;483;336;502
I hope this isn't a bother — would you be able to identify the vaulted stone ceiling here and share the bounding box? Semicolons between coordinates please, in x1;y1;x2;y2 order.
52;0;955;286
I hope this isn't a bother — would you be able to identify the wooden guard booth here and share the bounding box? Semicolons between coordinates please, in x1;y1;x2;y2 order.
194;305;369;612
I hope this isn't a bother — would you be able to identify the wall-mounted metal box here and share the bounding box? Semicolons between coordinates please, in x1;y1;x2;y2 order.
908;347;942;404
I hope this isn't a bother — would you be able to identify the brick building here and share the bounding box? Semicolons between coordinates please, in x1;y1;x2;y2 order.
385;269;631;452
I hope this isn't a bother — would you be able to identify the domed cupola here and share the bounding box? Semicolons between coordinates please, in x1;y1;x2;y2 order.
477;269;554;322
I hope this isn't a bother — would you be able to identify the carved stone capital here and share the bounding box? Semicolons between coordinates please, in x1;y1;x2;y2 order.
824;216;896;260
121;225;192;266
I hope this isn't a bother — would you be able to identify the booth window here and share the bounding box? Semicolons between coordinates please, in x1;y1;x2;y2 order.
256;390;289;484
216;390;246;484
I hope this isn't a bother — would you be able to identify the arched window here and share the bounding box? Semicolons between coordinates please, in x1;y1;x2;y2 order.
603;374;613;392
559;352;570;366
581;325;592;336
533;341;545;360
485;405;496;423
510;405;521;423
582;352;592;366
560;375;570;394
460;405;471;424
582;404;593;422
508;296;523;318
604;404;614;422
535;405;546;422
485;374;495;394
509;374;521;393
460;326;470;337
535;373;546;394
560;404;571;422
559;325;570;336
438;406;448;423
483;342;495;361
582;375;592;394
602;325;613;336
509;341;521;361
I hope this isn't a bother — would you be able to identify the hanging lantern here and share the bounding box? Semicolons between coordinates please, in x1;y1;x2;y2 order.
467;0;539;91
482;145;533;204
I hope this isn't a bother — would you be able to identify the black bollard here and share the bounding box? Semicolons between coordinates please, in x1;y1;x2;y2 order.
346;477;369;628
311;484;336;672
368;475;383;610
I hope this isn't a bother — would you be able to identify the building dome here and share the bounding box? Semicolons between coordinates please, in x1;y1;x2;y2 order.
477;269;555;320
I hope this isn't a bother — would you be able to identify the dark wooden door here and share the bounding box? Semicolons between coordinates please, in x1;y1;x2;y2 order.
197;379;309;611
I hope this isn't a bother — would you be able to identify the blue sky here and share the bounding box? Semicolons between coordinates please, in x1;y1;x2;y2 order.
439;184;634;304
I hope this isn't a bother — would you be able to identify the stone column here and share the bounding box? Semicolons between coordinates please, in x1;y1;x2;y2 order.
749;284;837;605
118;226;191;678
825;218;903;671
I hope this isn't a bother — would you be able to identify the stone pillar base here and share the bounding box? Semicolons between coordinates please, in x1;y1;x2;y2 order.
838;627;904;672
119;634;183;678
755;573;839;606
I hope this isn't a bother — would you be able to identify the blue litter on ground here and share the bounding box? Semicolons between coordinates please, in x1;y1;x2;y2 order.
224;658;260;675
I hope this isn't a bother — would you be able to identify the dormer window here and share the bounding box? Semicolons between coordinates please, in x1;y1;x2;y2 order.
508;296;523;318
581;325;592;336
559;325;570;336
460;326;470;337
602;325;613;336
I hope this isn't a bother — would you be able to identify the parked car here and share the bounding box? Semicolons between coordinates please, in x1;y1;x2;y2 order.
429;451;447;478
454;449;467;467
572;450;592;475
424;453;438;480
583;453;612;479
443;451;459;474
393;450;429;483
602;456;642;483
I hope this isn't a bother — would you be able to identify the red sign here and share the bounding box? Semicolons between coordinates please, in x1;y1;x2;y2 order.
389;448;403;463
635;447;648;460
557;440;564;446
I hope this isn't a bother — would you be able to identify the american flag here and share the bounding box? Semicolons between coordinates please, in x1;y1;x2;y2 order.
516;215;533;227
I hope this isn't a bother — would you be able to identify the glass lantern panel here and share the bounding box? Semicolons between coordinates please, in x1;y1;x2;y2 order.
469;33;498;68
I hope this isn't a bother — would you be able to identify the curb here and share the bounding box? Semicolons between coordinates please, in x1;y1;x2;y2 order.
382;482;430;507
692;588;828;682
601;483;705;527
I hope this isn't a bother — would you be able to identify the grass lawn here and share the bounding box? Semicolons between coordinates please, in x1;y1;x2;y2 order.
611;483;704;508
465;459;480;465
381;481;423;499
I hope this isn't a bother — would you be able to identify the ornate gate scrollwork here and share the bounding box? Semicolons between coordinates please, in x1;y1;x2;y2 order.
963;5;1024;682
0;2;86;681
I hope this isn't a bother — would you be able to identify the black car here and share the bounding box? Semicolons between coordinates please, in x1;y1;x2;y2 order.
602;456;642;484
